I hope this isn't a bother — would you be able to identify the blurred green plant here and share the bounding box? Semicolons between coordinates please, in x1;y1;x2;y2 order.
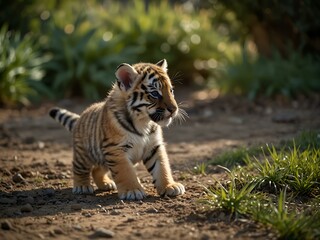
0;25;50;106
98;1;231;85
212;0;320;57
41;14;134;100
215;49;320;99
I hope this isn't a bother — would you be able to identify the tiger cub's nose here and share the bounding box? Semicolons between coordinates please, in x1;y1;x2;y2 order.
167;105;178;116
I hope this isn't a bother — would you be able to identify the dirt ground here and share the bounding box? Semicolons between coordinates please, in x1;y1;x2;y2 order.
1;88;319;240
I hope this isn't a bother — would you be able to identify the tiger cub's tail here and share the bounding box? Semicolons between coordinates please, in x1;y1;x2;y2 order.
49;107;80;132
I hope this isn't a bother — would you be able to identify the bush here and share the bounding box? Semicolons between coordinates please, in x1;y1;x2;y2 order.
37;0;233;100
214;0;320;57
0;25;50;106
41;15;130;100
215;48;320;99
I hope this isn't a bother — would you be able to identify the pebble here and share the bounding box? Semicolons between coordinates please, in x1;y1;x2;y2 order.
73;225;83;231
53;228;64;235
12;173;26;183
71;204;82;211
21;203;33;213
21;171;35;178
1;220;12;230
90;228;115;238
110;209;121;215
146;207;158;213
37;141;45;149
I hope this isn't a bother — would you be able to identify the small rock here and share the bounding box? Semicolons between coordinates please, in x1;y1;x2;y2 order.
71;204;82;211
55;160;66;167
21;203;33;213
37;233;45;239
37;141;45;149
12;173;26;183
110;209;121;215
53;228;64;235
21;171;35;178
73;225;83;231
201;233;211;240
126;217;135;222
82;211;92;217
90;228;115;238
146;207;158;213
1;220;12;230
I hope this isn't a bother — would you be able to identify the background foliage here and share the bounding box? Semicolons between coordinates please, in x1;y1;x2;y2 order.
0;0;319;106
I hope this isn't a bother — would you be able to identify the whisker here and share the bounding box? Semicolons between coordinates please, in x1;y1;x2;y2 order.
173;108;188;125
170;71;183;85
178;101;189;108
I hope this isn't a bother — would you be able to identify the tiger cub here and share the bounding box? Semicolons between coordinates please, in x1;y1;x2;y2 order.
49;59;186;200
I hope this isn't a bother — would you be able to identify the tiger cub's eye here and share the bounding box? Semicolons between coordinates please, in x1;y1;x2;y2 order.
150;91;162;99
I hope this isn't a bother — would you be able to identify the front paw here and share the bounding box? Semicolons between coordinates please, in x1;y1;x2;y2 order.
159;182;185;197
99;181;117;191
118;188;147;200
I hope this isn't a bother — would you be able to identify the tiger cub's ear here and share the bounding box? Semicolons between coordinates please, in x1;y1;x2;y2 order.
156;59;168;72
115;63;139;91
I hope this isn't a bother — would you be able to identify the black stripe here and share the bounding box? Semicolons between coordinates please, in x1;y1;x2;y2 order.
149;72;155;79
69;118;77;131
141;84;148;92
121;144;133;152
131;92;139;106
73;159;89;172
148;124;158;135
58;112;64;122
132;103;150;111
62;115;71;127
49;108;58;118
114;111;143;136
125;111;142;136
102;141;118;149
139;92;144;101
143;145;160;164
106;160;117;167
147;160;157;173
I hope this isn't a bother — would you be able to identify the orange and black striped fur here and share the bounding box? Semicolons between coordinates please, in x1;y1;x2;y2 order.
49;59;186;200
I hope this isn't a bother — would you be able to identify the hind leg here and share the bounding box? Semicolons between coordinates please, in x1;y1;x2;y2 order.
72;150;94;194
92;166;116;191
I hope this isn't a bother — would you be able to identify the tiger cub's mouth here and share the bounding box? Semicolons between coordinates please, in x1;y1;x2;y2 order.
149;108;173;127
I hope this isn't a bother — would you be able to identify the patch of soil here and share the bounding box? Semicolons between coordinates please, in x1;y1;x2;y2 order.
1;89;319;240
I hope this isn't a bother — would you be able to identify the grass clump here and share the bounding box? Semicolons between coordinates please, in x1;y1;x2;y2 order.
202;172;259;218
251;189;320;240
200;131;320;239
251;143;320;196
193;162;208;176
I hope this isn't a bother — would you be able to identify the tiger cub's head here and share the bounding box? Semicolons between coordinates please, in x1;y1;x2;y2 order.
115;59;185;127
